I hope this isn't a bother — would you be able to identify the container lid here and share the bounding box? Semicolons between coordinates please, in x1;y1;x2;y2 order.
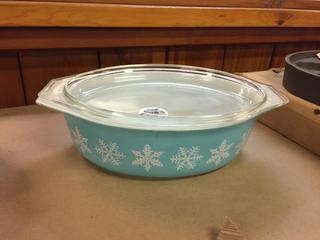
285;50;320;77
59;64;266;130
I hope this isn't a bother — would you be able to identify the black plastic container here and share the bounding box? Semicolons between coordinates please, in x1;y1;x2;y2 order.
283;50;320;105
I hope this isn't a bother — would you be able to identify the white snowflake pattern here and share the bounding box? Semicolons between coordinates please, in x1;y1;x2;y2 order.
132;144;163;172
207;140;233;166
95;139;126;166
71;127;92;154
171;146;203;170
235;132;250;154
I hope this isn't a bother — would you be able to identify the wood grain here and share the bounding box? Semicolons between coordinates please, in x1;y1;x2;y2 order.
167;45;224;69
223;44;274;73
20;49;99;104
14;0;320;10
1;2;320;27
0;52;25;107
1;27;320;50
100;47;165;67
280;0;320;10
270;42;320;67
18;0;274;8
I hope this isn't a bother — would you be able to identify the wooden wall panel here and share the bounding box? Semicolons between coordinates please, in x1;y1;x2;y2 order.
19;0;274;8
280;0;320;10
270;42;320;67
100;47;165;67
167;45;224;69
1;41;319;108
0;52;25;108
222;44;274;73
13;0;320;10
20;49;99;104
2;2;320;28
2;28;320;50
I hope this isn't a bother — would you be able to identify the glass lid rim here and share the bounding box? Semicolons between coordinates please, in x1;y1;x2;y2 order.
63;64;267;121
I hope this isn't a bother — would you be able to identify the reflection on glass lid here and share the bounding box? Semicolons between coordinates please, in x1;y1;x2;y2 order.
63;65;266;124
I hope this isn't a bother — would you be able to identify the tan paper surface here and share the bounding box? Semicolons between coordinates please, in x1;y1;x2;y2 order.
0;105;320;240
242;70;320;155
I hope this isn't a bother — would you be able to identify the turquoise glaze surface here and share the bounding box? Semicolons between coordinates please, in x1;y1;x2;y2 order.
65;114;255;178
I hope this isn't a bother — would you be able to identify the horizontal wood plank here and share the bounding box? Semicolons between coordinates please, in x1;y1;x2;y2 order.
17;0;274;8
1;27;320;50
16;0;320;10
1;2;320;27
0;52;25;107
280;0;320;10
20;49;99;104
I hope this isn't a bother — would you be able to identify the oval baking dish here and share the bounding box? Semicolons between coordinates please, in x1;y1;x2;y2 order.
36;64;288;178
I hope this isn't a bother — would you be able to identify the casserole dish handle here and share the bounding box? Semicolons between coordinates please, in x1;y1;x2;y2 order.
36;76;85;113
253;82;289;116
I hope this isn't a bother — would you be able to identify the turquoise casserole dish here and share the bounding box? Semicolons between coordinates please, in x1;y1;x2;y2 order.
36;64;288;178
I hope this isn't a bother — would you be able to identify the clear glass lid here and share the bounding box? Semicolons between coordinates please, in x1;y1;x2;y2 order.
62;64;266;129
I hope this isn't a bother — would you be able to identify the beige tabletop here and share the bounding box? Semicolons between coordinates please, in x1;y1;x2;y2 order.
0;105;319;240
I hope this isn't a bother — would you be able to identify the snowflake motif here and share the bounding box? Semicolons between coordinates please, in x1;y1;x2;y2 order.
132;144;163;172
95;139;126;166
71;127;92;154
171;146;203;170
235;132;250;154
207;140;233;166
